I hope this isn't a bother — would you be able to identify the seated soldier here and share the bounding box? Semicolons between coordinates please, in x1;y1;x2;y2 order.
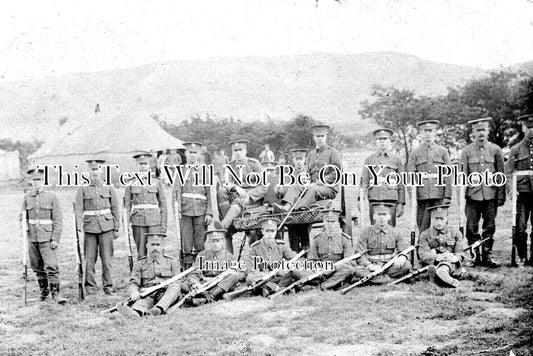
354;203;412;284
273;124;342;213
419;205;466;288
186;229;245;305
117;233;183;317
306;209;356;290
243;218;302;297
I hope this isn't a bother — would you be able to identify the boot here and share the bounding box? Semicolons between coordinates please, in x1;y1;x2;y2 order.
482;250;500;268
147;306;163;316
50;283;67;304
435;265;459;288
213;204;241;229
38;279;49;301
209;286;225;301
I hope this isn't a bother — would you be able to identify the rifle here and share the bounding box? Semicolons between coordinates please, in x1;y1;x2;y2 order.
73;203;85;301
224;249;307;301
340;245;416;294
278;185;310;230
101;265;198;314
511;172;519;267
388;266;430;285
20;211;28;306
173;201;184;270
359;186;368;229
464;237;491;262
410;186;417;266
269;250;367;299
236;233;247;262
166;268;234;313
123;197;134;273
458;185;465;238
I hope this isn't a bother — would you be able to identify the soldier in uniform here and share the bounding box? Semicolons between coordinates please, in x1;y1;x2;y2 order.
306;209;356;290
418;205;466;288
74;158;120;296
186;229;245;305
406;120;452;233
117;233;182;317
124;151;168;258
273;124;342;212
291;148;308;176
506;114;533;265
354;203;411;284
243;218;302;296
172;142;213;270
21;168;66;303
361;128;405;226
461;118;505;268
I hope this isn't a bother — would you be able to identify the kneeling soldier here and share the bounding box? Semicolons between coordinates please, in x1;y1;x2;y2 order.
22;168;66;304
186;229;245;305
118;233;182;317
307;209;356;290
354;203;411;284
243;218;301;296
419;205;466;288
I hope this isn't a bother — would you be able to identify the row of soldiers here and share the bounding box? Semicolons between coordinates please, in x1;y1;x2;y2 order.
20;115;533;308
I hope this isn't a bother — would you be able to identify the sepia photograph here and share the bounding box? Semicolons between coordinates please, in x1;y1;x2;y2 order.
1;1;532;355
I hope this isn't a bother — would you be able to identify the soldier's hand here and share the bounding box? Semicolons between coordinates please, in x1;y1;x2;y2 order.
234;186;248;200
396;204;404;218
393;255;407;269
367;264;379;272
205;215;213;225
130;290;141;301
50;241;59;250
442;198;452;205
113;230;120;240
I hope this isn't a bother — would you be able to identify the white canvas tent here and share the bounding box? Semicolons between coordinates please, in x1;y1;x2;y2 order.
0;149;20;181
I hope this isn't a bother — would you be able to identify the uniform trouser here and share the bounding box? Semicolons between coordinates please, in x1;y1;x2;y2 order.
246;270;302;290
369;200;398;227
282;185;337;208
203;273;242;292
417;199;444;233
84;230;114;290
353;261;412;283
465;199;497;252
181;215;206;267
516;192;533;259
131;283;182;314
217;185;269;218
29;241;60;284
299;263;355;289
132;225;161;258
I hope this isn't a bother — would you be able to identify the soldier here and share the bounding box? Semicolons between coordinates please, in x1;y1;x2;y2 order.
290;148;308;176
21;168;66;303
418;205;466;288
74;158;120;296
243;218;302;296
117;233;182;317
261;161;283;207
354;203;412;284
306;209;356;290
361;128;405;226
506;114;533;265
124;151;168;258
172;142;213;270
273;124;342;213
186;229;245;305
461;118;505;268
406;120;452;233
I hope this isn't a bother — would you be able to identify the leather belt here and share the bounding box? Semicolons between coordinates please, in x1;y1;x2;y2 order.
83;209;111;216
132;204;160;210
368;254;395;262
182;193;207;200
28;219;53;225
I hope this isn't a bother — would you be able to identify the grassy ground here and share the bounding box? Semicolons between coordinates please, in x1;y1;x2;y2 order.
0;176;532;355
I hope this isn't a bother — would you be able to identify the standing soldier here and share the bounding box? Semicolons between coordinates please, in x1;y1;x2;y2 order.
21;168;66;303
273;124;342;212
506;114;533;266
461;118;505;268
125;151;168;258
361;128;405;226
172;142;213;270
406;120;452;233
74;159;120;296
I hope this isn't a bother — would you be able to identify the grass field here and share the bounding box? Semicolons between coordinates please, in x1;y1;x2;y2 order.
1;172;532;355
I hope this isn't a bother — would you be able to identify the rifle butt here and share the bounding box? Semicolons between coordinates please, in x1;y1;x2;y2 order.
128;256;134;274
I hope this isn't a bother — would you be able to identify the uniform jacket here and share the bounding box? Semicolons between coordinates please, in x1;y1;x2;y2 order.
74;182;120;234
357;225;408;266
124;176;168;228
171;166;213;217
406;142;452;200
189;249;238;280
309;229;354;263
22;189;62;243
506;137;533;193
362;151;406;204
127;254;179;293
418;226;464;266
306;145;342;190
244;239;296;272
461;142;505;201
227;157;263;189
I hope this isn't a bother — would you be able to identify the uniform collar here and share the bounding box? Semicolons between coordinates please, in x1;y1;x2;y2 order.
372;224;390;233
423;142;436;149
148;253;165;264
260;238;277;249
90;178;104;187
475;140;488;150
315;145;328;153
376;150;389;157
431;226;448;235
30;187;44;196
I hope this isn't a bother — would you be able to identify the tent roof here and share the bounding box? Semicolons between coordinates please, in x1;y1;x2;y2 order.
29;114;184;159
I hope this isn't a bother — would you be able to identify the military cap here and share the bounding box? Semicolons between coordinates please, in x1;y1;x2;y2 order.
322;208;341;221
27;167;45;180
416;120;439;129
290;148;308;159
261;161;278;170
86;158;106;169
183;142;204;154
132;151;152;163
229;139;250;151
371;202;395;214
311;124;330;135
260;218;281;229
205;229;227;240
518;114;533;128
372;128;394;139
145;233;167;244
468;117;491;130
427;205;449;218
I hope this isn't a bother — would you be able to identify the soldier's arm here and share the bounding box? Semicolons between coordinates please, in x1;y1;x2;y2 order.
51;194;62;243
460;147;469;175
330;149;342;170
343;235;355;257
171;178;182;205
157;180;168;230
397;157;406;205
394;229;409;254
356;229;371;267
74;187;85;229
127;262;143;295
418;231;436;266
124;185;132;216
282;244;297;260
452;228;464;253
308;238;319;260
495;147;506;202
361;157;371;189
109;187;120;231
405;149;416;173
443;149;452;199
505;146;517;195
205;184;213;217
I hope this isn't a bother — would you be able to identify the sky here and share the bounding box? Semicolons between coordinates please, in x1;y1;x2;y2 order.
1;0;532;81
